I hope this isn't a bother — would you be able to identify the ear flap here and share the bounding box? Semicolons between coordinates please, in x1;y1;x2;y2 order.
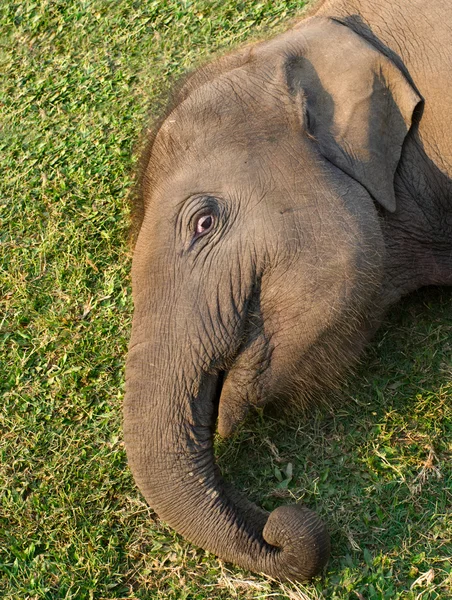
286;18;421;212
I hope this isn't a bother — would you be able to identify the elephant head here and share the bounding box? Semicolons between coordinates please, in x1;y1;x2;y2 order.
125;17;420;580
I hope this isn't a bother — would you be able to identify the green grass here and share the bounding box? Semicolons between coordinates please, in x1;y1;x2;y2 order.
1;1;451;598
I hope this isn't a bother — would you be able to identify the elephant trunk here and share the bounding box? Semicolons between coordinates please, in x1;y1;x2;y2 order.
124;340;330;581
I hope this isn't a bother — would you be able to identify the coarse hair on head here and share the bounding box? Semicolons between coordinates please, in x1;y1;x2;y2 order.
128;42;268;246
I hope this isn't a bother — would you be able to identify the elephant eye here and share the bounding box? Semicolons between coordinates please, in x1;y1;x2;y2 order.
194;213;215;239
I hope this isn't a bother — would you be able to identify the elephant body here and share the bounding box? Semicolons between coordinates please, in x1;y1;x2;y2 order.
125;0;452;581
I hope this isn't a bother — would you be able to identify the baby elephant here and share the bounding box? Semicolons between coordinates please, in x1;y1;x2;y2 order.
124;0;452;582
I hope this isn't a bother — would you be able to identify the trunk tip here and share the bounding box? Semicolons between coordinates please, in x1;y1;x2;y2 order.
263;504;330;581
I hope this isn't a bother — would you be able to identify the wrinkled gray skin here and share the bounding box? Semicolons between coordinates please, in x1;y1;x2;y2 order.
125;0;452;581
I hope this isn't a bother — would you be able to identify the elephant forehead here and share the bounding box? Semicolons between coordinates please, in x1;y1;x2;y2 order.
155;65;305;158
146;84;313;208
148;132;323;214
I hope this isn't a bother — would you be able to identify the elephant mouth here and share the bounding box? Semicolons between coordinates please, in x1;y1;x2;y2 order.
212;369;226;430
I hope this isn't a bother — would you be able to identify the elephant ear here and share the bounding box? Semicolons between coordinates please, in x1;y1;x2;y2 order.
286;18;421;212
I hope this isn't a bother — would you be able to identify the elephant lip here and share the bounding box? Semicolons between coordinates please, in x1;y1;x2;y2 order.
211;370;226;428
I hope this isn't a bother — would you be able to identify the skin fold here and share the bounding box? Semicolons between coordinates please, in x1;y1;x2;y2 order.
124;0;452;582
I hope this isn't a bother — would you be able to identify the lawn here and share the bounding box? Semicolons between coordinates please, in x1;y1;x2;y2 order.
1;1;451;598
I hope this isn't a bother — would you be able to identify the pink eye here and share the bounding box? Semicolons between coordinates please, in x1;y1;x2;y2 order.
195;214;214;237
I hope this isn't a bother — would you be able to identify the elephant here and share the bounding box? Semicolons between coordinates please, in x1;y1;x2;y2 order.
124;0;452;582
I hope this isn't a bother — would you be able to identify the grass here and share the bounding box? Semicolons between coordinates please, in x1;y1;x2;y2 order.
1;1;451;598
